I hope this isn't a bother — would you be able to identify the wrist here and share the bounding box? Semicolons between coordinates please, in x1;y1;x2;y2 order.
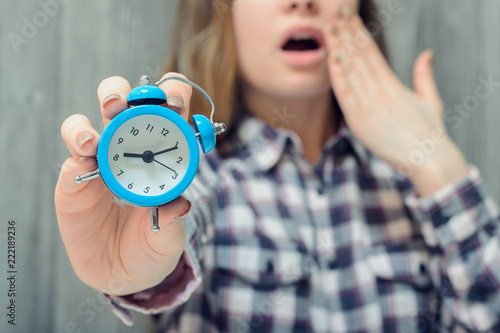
98;250;184;297
407;140;469;197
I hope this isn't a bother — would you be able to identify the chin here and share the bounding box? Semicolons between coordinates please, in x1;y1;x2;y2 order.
241;61;332;101
270;72;331;99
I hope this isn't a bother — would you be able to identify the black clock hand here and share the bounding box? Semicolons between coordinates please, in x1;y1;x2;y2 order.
152;142;179;156
123;142;178;159
153;159;176;173
123;152;145;158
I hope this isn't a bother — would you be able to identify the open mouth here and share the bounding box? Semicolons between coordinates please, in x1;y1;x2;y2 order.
281;29;322;52
283;38;320;51
282;36;320;51
279;27;326;67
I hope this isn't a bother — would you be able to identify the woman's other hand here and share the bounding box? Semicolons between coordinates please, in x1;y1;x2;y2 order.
324;7;469;197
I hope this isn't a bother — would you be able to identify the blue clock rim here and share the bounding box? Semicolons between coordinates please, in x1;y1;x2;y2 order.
97;105;200;207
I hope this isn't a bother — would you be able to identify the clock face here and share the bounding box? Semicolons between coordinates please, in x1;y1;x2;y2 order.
107;114;190;197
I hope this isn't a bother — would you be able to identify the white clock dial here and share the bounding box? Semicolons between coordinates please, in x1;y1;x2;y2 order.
107;114;190;196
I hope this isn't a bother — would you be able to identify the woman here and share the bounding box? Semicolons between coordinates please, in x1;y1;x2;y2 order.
55;0;500;331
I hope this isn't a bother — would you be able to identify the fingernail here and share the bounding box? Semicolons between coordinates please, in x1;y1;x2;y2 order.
330;25;337;34
335;7;342;17
172;200;191;223
345;8;352;18
428;49;435;65
101;93;121;108
167;95;184;110
334;52;341;62
78;156;88;164
76;131;95;148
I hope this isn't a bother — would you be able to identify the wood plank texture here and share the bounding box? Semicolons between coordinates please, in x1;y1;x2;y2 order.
1;1;177;332
1;0;499;332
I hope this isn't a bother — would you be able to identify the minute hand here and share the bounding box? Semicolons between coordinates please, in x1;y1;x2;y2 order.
152;142;179;156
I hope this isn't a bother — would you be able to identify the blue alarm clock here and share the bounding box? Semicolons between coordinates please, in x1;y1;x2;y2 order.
75;75;226;232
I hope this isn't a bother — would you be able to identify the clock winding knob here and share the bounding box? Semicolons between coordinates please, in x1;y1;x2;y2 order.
214;122;226;136
140;75;151;86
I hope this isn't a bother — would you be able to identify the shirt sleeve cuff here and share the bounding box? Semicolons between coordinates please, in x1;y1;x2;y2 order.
99;245;202;326
404;165;499;248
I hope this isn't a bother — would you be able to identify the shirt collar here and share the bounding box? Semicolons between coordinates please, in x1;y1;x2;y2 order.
218;111;372;175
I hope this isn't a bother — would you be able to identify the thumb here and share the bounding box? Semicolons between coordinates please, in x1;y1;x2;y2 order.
413;50;444;114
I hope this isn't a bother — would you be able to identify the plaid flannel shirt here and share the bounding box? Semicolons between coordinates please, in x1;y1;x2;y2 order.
102;111;500;333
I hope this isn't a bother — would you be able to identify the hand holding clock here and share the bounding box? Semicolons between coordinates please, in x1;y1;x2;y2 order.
55;73;193;296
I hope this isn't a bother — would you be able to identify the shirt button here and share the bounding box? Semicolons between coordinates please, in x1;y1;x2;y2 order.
419;263;427;274
266;260;274;273
333;138;349;156
328;260;337;270
317;184;325;195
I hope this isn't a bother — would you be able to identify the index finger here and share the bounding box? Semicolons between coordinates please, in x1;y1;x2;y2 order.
97;76;132;127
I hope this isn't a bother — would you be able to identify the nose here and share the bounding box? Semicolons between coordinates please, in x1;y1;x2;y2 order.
283;0;319;14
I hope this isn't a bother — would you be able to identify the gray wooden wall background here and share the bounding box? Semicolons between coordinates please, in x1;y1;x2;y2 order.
1;0;499;332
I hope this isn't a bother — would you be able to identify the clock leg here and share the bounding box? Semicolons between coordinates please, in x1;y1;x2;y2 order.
75;169;100;184
150;207;159;232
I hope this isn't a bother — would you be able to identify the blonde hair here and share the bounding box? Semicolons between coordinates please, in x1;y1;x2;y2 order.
163;0;238;128
163;0;387;132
